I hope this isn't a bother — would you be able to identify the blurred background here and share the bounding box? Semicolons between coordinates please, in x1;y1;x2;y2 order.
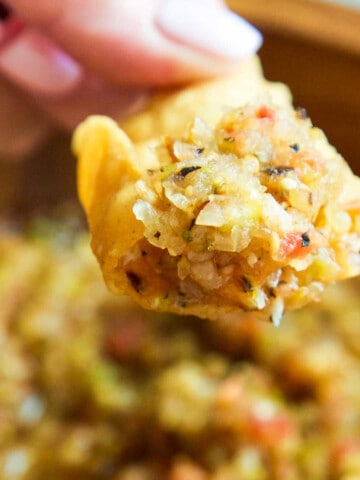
330;0;360;6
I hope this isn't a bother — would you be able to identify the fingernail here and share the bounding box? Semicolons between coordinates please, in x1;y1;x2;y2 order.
156;0;262;60
0;28;83;96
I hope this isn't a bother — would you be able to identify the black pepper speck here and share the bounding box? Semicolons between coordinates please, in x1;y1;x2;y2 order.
177;166;201;179
264;166;294;176
301;233;310;247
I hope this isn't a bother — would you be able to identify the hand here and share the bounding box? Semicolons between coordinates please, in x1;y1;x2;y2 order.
0;0;262;160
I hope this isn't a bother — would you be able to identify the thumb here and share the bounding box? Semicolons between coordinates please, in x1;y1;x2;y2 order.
2;0;262;88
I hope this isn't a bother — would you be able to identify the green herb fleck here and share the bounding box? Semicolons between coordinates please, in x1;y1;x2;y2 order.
182;230;193;242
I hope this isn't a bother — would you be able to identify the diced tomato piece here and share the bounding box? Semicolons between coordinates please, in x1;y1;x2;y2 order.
332;438;360;465
248;411;296;447
256;106;276;120
279;232;312;259
289;152;327;176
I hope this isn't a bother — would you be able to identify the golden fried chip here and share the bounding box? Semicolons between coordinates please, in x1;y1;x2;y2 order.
73;58;360;324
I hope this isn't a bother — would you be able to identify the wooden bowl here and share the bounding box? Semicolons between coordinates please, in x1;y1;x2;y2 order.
1;0;359;217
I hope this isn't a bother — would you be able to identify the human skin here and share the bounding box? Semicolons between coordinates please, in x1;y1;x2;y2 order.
0;0;261;160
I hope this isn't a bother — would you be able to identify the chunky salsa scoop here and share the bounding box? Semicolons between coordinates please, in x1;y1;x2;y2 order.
73;61;360;325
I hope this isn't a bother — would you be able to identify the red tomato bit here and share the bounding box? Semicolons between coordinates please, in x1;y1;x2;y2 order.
256;106;276;120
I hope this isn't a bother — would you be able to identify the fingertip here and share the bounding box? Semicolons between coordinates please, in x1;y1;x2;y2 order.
0;0;262;91
0;28;83;97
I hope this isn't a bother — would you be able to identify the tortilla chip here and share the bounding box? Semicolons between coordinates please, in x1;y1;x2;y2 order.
73;57;360;324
